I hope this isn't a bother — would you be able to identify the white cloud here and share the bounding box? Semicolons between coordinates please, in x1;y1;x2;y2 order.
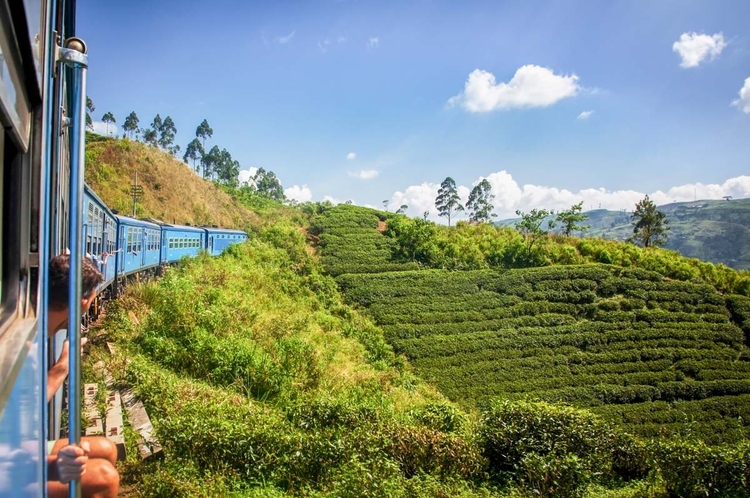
90;121;119;137
346;152;356;160
367;36;379;48
318;40;330;52
323;195;344;205
577;110;594;120
447;65;580;113
284;184;313;202
672;32;727;68
732;77;750;114
276;30;296;44
389;172;750;223
238;167;259;186
348;170;379;180
337;35;347;44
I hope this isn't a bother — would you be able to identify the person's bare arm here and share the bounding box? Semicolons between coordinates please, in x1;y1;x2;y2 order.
47;340;69;403
47;337;87;402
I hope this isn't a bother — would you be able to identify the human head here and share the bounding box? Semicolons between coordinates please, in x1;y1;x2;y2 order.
48;254;103;316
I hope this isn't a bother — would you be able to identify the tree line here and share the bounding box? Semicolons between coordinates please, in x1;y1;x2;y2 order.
432;176;669;248
85;98;286;201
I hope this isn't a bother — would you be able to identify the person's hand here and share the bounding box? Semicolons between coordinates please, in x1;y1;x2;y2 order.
56;441;90;483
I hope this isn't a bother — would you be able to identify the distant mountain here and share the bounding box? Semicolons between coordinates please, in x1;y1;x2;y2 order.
496;198;750;270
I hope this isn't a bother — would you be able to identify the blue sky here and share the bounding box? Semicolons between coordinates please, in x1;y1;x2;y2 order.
78;0;750;220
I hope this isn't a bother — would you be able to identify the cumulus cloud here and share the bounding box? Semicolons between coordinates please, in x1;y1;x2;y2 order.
447;65;580;113
346;152;356;160
323;195;345;205
284;184;313;202
90;121;119;137
238;167;259;186
577;110;594;120
673;32;727;68
276;30;296;44
389;172;750;223
732;77;750;114
348;170;379;180
367;36;379;48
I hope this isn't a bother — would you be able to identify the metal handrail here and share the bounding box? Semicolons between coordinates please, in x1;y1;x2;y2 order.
57;36;88;498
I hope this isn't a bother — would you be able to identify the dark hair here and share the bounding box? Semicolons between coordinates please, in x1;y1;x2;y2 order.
48;255;104;310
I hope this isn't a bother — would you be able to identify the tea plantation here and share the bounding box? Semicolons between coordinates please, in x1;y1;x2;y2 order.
315;205;750;444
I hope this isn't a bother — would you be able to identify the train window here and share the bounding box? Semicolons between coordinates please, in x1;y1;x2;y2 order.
88;203;94;254
137;231;142;252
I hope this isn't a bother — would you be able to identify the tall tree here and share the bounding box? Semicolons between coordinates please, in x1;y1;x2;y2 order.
142;128;158;147
466;179;495;223
196;119;213;150
556;201;590;236
183;138;204;172
515;208;555;258
123;111;139;139
395;204;408;214
215;148;240;186
253;168;285;202
202;145;221;180
101;111;116;136
158;116;177;150
629;195;669;248
435;177;464;226
86;97;95;130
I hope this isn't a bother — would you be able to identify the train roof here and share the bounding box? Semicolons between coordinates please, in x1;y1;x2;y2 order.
160;223;205;233
204;227;248;235
84;184;116;217
114;214;161;229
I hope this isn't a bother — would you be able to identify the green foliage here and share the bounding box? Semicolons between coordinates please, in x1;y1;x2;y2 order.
101;111;115;135
557;201;590;236
479;400;616;497
86;96;95;130
515;208;556;261
436;176;465;226
253;167;286;202
183;137;204;172
196;118;214;149
653;439;750;497
123;111;139;139
158;115;177;150
467;179;496;223
630;195;670;248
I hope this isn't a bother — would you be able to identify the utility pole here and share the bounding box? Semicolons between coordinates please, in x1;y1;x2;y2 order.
130;171;144;217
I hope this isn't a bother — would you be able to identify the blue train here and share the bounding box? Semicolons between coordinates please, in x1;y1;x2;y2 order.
0;1;247;495
83;185;247;300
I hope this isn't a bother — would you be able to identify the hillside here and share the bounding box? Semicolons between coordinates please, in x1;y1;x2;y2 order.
313;205;750;444
83;138;750;497
497;198;750;270
85;133;261;229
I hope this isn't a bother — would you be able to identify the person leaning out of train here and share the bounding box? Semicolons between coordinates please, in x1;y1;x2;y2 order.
46;255;120;498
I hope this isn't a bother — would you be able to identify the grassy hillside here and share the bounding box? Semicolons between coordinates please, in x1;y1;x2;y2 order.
85;133;262;229
497;198;750;270
314;205;750;444
81;138;750;497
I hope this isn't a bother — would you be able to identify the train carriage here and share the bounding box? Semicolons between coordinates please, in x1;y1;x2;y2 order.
114;215;161;277
161;224;206;263
204;227;248;256
83;185;117;291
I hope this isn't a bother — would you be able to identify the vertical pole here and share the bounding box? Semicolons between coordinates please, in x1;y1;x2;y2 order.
59;37;88;498
133;171;138;217
40;0;58;488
